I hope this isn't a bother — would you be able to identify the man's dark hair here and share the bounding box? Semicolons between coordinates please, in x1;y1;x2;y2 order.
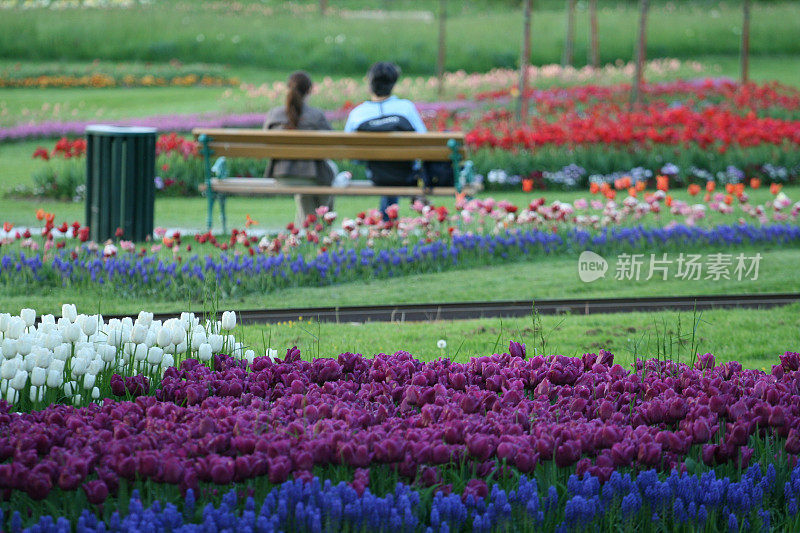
368;62;400;97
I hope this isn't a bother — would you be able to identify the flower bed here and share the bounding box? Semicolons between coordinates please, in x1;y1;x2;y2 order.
2;322;800;530
0;305;247;410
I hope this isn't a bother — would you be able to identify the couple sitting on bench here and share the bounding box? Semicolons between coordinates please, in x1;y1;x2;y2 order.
264;62;445;224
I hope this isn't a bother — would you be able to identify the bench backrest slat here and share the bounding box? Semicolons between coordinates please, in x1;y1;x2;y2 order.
193;128;465;161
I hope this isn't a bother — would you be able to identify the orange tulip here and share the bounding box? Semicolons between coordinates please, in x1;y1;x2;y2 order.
36;208;45;221
44;212;55;224
600;182;611;193
665;195;673;207
628;187;637;197
589;182;600;194
245;214;259;227
163;236;174;247
604;189;616;200
724;195;733;205
614;178;625;190
635;180;646;192
656;175;669;191
2;222;12;232
706;181;716;192
703;193;710;202
770;183;782;195
734;183;745;197
522;178;534;193
725;183;735;194
688;184;701;196
749;178;761;189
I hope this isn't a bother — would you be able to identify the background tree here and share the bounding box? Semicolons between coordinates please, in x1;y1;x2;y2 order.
562;0;576;66
437;0;447;97
518;0;533;121
589;0;599;68
741;0;751;84
631;0;649;107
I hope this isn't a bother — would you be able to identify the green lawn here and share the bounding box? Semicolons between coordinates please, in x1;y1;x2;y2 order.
232;304;800;371
2;54;799;130
1;1;797;74
3;246;796;317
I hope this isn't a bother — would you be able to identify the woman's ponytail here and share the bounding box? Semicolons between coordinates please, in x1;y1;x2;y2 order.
285;71;312;129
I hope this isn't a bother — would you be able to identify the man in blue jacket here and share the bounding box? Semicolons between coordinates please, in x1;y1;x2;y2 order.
345;62;427;219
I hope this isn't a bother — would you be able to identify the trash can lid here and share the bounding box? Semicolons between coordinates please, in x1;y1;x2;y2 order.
85;124;157;136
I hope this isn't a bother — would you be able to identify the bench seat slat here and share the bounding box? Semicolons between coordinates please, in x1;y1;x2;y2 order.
206;142;455;161
193;128;464;147
200;178;480;197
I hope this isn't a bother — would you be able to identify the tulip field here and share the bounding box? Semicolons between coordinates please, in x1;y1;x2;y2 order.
3;1;800;529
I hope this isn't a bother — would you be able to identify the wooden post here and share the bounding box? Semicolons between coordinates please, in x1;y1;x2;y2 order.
518;0;533;121
437;0;447;97
631;0;649;107
562;0;576;67
741;0;751;84
589;0;599;68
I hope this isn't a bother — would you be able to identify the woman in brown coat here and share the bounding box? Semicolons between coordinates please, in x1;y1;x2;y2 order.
264;71;334;225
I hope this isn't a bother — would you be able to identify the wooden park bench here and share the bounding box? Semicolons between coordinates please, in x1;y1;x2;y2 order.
192;128;478;232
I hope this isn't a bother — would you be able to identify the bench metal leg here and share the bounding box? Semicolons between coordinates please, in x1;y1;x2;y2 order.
199;134;215;231
220;195;228;235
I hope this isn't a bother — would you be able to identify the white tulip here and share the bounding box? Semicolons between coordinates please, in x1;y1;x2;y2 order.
175;341;187;354
83;373;96;390
134;344;148;362
46;369;63;388
29;386;40;402
10;370;28;390
91;387;100;400
245;350;255;365
40;322;56;334
20;308;36;327
88;359;103;376
0;358;18;379
162;353;175;368
221;311;236;331
121;317;133;330
33;349;52;368
0;313;10;333
6;388;18;404
144;330;157;348
208;334;223;353
108;328;125;349
16;337;32;356
49;359;64;375
30;366;46;387
136;311;153;326
108;318;121;331
41;314;55;325
22;354;36;372
1;339;17;359
180;313;193;331
170;325;185;346
266;348;279;361
61;304;78;323
72;394;82;406
63;323;82;343
131;325;148;345
156;326;172;347
53;343;70;361
100;345;116;363
190;327;206;347
82;316;98;336
71;357;88;377
198;343;212;362
44;331;62;350
7;318;25;340
63;381;74;396
147;347;164;365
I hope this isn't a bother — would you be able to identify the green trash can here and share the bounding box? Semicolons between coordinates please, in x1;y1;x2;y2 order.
85;125;157;242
